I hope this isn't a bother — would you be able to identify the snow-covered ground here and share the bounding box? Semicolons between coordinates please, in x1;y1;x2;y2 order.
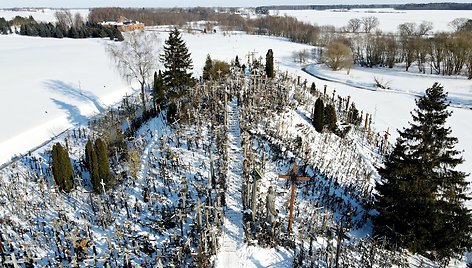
302;64;472;181
0;8;89;22
0;34;131;165
271;8;472;33
0;31;313;166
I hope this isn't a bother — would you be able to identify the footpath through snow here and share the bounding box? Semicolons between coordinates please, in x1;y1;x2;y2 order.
215;100;294;268
215;99;249;267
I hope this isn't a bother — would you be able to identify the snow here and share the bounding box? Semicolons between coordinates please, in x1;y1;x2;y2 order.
0;34;132;165
302;63;472;180
216;100;247;267
271;8;472;33
0;8;89;23
0;14;471;265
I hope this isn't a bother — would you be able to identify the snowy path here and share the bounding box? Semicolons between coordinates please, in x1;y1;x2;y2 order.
215;99;248;268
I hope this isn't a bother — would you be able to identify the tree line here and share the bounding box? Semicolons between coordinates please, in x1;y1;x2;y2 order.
0;10;124;40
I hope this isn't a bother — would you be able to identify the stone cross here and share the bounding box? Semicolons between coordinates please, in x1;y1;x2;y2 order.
278;162;310;233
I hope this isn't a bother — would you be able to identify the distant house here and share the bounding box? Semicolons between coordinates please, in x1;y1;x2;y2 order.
101;16;144;32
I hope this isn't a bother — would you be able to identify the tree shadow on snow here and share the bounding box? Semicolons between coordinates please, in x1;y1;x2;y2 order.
43;80;105;113
50;98;88;126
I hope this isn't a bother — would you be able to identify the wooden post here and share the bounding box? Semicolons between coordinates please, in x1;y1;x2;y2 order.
278;162;310;233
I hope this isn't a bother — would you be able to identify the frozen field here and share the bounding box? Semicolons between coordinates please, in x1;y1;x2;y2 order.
271;8;472;32
0;8;89;22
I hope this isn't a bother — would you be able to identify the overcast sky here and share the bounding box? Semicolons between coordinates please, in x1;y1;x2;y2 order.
1;0;471;9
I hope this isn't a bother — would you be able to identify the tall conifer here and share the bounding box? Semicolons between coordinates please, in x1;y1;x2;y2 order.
374;83;472;262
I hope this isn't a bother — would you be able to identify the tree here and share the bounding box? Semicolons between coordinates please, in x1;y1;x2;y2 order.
161;27;193;98
152;70;165;113
203;54;213;80
107;31;161;115
324;104;337;132
374;83;472;262
55;10;73;32
51;142;74;192
265;49;274;78
95;138;112;190
448;18;468;32
310;82;316;95
324;41;353;72
85;138;112;192
235;55;240;67
313;98;324;132
362;16;379;33
85;139;99;191
346;18;362;33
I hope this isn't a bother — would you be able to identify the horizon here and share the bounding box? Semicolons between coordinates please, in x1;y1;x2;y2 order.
1;0;471;9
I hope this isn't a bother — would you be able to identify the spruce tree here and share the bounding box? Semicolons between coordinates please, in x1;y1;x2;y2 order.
313;98;324;132
51;143;74;192
161;27;193;98
374;83;472;262
95;138;112;191
265;49;274;78
203;54;213;80
324;103;337;132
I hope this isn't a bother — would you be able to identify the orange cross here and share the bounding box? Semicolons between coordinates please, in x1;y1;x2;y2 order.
279;162;310;233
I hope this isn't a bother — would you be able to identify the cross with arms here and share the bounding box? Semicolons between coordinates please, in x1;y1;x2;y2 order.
279;162;310;233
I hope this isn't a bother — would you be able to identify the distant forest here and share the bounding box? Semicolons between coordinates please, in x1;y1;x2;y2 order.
256;3;472;13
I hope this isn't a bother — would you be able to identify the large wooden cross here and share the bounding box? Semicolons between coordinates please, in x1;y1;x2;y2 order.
279;162;310;233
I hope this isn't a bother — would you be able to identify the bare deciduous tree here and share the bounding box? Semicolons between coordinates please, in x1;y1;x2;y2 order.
55;10;73;31
73;12;84;29
417;21;433;36
347;18;362;33
448;18;468;32
362;16;379;33
107;31;161;114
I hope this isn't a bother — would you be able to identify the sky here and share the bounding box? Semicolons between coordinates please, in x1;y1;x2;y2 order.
1;0;471;9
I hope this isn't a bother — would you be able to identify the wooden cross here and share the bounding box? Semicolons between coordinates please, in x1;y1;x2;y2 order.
278;162;310;233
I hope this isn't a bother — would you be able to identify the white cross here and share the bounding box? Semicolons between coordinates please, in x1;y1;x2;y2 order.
100;179;106;195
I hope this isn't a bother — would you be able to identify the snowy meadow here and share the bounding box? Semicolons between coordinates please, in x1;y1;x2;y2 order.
271;8;472;32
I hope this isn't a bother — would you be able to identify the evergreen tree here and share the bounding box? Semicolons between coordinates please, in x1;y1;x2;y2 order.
324;103;337;132
203;54;213;80
374;83;472;262
265;49;274;78
235;55;240;68
313;98;324;132
85;139;99;192
161;27;194;98
51;143;74;192
95;138;112;191
152;70;165;113
310;82;317;95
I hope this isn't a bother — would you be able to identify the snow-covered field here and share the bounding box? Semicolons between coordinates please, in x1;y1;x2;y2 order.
271;8;472;32
0;35;132;165
0;8;89;22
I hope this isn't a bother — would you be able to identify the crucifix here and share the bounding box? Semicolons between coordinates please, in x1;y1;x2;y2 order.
278;162;310;233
